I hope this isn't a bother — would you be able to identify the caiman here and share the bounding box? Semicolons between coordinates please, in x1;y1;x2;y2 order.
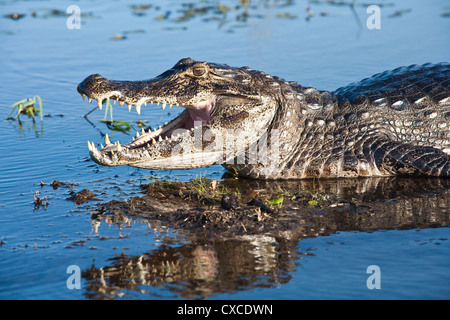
78;58;450;179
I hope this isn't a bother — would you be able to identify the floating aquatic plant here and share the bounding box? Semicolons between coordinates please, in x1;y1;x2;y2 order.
98;120;132;133
7;96;43;122
97;98;133;133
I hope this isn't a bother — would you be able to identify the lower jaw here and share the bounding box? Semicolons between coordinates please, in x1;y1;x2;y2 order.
126;103;214;150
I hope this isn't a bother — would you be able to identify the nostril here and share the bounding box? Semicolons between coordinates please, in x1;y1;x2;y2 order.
90;74;105;80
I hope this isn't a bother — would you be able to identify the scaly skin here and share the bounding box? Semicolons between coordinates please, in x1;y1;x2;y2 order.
78;58;450;179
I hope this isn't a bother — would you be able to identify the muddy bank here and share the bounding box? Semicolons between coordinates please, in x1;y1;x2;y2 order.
91;177;450;240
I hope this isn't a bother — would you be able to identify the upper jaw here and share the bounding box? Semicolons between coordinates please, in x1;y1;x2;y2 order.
77;74;188;115
77;74;216;127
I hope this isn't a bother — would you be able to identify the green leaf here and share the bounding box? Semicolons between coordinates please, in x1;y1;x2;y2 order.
10;98;29;108
268;196;283;205
98;119;132;133
35;96;43;121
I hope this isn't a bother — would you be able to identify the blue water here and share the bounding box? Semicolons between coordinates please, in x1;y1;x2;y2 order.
0;0;449;299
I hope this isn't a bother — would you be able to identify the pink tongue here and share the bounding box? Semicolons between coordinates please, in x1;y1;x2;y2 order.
186;103;213;129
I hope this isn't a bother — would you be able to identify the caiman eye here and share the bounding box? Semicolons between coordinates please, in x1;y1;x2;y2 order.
192;66;206;77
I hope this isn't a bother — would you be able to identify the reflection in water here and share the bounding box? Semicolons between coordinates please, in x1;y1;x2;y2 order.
83;238;292;299
83;177;449;299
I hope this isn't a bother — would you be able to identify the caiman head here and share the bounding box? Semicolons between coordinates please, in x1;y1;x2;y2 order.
78;58;297;175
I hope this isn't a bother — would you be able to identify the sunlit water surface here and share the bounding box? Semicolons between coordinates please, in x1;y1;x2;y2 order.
0;0;449;299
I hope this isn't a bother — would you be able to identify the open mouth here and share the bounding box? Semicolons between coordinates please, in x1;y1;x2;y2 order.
78;85;216;153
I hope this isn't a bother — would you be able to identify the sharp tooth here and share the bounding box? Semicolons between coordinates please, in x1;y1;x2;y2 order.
119;101;124;107
159;125;162;129
144;102;147;106
111;150;114;155
158;136;162;142
97;99;102;110
136;105;141;115
101;144;104;149
113;99;116;105
87;141;92;151
128;104;132;112
162;104;166;110
105;133;111;145
116;141;122;152
89;98;92;103
136;131;140;138
152;138;156;145
141;128;145;135
82;94;85;101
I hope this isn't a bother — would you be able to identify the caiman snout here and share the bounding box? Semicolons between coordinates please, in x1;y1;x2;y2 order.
77;73;133;109
77;74;107;96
